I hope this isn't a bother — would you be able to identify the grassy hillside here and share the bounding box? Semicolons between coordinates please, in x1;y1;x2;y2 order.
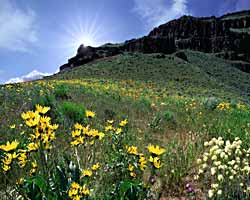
54;50;250;102
0;50;250;199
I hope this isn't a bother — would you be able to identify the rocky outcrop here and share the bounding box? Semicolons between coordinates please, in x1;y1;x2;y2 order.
60;44;123;70
60;10;250;71
145;11;250;58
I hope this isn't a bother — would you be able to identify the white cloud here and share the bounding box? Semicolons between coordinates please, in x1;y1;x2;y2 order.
0;0;38;52
6;70;51;84
132;0;189;28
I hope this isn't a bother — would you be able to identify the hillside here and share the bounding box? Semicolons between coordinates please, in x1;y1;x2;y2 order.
53;50;250;102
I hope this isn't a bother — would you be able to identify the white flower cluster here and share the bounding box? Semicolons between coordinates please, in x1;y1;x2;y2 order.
195;137;250;199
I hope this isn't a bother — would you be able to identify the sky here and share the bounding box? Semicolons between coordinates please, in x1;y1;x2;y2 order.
0;0;250;84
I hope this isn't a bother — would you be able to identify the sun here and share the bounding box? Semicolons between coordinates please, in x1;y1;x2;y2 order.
58;12;108;58
78;35;95;47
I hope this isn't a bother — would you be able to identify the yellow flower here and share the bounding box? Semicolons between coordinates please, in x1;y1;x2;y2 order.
18;152;27;168
74;123;83;130
71;130;81;138
97;132;105;140
36;104;50;114
139;155;147;170
30;168;36;175
27;142;40;152
26;115;40;127
21;112;30;120
128;164;134;172
149;156;154;162
115;128;122;134
71;140;80;146
82;125;90;135
3;153;13;165
86;110;95;118
73;195;80;200
0;140;19;152
130;172;136;178
12;152;18;159
68;188;78;197
10;124;16;129
119;119;128;127
51;124;59;130
105;125;113;132
149;156;162;168
148;144;165;156
91;163;100;171
216;102;230;111
40;116;51;124
153;157;162;169
107;120;114;124
16;178;24;185
45;143;53;150
126;146;138;155
81;185;90;195
237;103;246;110
71;182;81;189
2;164;10;172
32;161;37;168
82;169;92;177
77;136;84;144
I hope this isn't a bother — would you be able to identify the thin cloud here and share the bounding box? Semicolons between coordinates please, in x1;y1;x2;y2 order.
6;70;51;84
132;0;189;28
0;0;38;53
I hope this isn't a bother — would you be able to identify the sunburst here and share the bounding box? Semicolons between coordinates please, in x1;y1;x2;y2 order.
57;12;108;58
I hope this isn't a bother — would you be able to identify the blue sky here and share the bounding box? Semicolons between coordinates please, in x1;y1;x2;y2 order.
0;0;250;83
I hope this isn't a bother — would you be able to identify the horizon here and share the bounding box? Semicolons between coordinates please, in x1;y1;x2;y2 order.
0;0;250;84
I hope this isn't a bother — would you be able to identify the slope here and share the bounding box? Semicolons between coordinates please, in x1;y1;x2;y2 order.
52;50;250;102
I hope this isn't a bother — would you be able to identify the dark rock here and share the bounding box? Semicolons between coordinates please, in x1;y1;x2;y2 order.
60;10;250;71
59;63;70;71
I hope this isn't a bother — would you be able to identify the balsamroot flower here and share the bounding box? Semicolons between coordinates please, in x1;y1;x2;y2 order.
0;140;19;152
86;110;95;118
126;145;138;155
148;144;165;156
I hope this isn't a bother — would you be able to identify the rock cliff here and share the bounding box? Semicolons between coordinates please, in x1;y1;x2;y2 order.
60;10;250;71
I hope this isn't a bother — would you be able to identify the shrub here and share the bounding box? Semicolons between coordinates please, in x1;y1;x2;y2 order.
137;97;151;111
32;90;55;108
203;97;221;110
54;84;69;99
59;101;86;123
164;110;174;122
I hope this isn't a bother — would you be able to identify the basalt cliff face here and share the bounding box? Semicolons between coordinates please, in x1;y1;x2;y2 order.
60;10;250;71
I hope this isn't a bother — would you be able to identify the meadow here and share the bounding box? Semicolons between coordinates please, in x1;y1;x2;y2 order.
1;51;250;199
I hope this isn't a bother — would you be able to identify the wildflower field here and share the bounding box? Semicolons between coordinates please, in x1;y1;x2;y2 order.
1;51;250;199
